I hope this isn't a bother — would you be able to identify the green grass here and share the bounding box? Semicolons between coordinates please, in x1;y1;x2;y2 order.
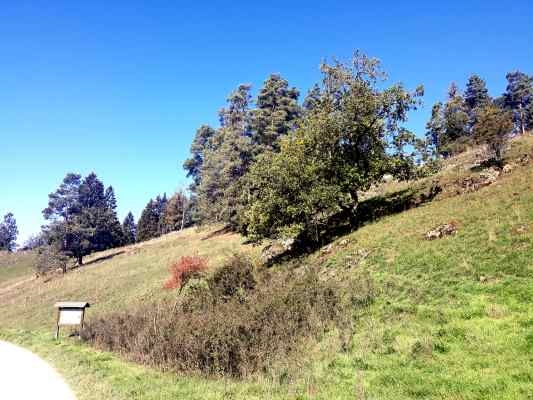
1;137;532;399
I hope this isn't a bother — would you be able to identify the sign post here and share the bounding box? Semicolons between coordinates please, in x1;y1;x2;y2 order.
54;302;90;340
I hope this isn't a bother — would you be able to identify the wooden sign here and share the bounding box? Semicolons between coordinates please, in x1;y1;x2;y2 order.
54;301;90;340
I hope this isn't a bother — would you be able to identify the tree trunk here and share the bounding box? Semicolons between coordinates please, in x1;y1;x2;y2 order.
77;254;83;266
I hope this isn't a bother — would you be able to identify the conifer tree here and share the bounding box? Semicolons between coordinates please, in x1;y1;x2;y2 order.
442;82;470;154
473;104;514;162
137;199;160;242
251;74;300;151
122;212;136;245
426;102;446;155
464;74;491;112
0;212;18;252
503;71;533;135
160;191;190;233
183;125;217;191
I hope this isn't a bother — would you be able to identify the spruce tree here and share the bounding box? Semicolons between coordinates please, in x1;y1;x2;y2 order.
137;199;160;242
122;212;136;245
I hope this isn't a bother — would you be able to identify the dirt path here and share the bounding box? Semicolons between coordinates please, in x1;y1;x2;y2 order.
0;340;76;400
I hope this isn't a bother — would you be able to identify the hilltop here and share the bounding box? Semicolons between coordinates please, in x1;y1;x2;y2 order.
0;136;532;399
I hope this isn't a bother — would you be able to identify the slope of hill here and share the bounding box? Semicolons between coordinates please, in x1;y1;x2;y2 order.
1;137;532;400
0;251;37;290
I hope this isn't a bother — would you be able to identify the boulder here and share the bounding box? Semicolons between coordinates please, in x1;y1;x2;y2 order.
425;222;458;240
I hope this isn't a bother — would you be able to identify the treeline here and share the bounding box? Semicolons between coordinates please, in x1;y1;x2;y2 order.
183;51;532;245
31;173;192;272
426;71;533;159
136;191;192;242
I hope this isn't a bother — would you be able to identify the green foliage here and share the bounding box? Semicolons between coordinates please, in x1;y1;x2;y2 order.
473;104;514;162
82;255;357;378
42;172;124;265
241;52;423;242
251;74;300;151
464;74;491;114
160;191;191;233
0;212;18;252
121;212;136;245
35;244;69;275
503;71;533;135
137;199;160;242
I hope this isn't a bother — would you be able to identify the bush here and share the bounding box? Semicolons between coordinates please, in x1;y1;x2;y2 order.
82;254;370;377
34;245;69;275
163;256;207;290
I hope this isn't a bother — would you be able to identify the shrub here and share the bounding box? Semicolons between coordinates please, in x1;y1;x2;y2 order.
34;245;69;275
163;255;207;290
82;254;370;377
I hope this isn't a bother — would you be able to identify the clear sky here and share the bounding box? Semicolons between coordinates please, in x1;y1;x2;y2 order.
1;1;532;245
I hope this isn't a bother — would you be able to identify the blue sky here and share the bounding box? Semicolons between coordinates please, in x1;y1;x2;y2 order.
1;1;532;245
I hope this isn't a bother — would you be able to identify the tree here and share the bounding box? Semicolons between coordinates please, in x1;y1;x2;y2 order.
183;125;218;191
42;172;123;265
473;104;514;163
241;52;423;242
442;83;470;154
426;102;446;155
251;74;300;151
503;71;533;135
0;213;18;252
464;74;491;113
194;84;255;226
122;212;136;245
160;191;190;233
137;199;160;242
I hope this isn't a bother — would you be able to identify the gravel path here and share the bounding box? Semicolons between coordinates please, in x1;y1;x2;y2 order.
0;340;76;400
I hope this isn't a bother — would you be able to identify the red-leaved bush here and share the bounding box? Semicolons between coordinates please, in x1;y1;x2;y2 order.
164;256;207;290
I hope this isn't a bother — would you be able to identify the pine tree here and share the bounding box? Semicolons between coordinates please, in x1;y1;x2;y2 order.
195;84;255;226
42;172;124;265
503;71;533;135
122;212;136;245
303;84;321;112
251;74;300;151
0;213;18;252
464;74;491;112
137;199;160;242
160;191;190;233
473;104;514;163
183;125;217;191
442;83;470;154
426;102;445;155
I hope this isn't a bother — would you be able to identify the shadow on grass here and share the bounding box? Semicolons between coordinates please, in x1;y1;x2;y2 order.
201;226;232;241
267;182;442;265
81;251;126;267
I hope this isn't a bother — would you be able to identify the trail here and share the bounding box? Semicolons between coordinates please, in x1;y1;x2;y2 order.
0;340;76;400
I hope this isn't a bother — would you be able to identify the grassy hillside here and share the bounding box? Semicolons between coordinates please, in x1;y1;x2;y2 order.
0;250;36;289
1;137;532;399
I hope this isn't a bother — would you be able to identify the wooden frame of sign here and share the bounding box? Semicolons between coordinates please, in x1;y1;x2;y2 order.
54;301;90;340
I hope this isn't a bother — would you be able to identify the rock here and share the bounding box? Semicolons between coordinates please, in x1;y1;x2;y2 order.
280;237;295;251
338;239;350;247
382;174;394;183
519;154;530;165
502;164;515;174
425;222;458;240
321;244;333;254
